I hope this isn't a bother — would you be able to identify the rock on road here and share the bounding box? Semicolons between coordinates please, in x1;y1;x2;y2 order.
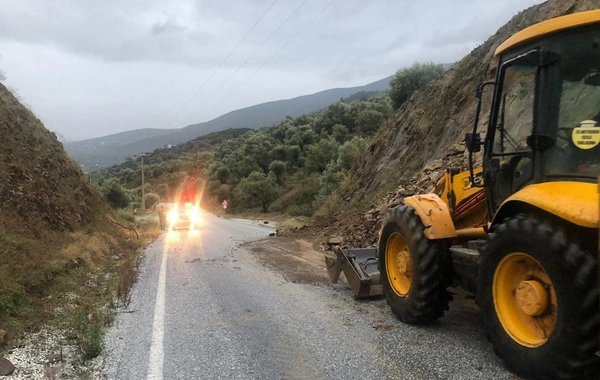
101;212;514;380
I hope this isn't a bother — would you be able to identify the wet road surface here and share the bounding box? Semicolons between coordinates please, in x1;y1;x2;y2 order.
101;211;513;380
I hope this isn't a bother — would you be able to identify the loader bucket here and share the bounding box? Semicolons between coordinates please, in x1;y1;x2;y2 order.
326;247;383;299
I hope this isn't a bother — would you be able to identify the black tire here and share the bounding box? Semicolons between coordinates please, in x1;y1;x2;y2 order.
477;214;599;380
378;205;453;324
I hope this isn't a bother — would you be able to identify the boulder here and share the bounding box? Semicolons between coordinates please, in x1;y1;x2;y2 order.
327;236;344;246
423;159;443;172
0;358;15;376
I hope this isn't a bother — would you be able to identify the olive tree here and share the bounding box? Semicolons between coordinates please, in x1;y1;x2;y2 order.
239;172;279;213
390;62;445;110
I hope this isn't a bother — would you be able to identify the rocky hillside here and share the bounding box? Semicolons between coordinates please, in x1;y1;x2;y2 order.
318;0;600;248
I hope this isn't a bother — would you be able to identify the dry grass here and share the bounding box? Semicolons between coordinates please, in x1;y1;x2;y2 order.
0;215;161;358
0;82;162;360
313;191;342;218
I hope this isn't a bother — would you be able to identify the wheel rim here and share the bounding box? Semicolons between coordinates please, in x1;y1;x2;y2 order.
493;252;557;348
385;232;412;297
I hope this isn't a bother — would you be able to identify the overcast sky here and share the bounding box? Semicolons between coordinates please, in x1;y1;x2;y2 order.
0;0;543;141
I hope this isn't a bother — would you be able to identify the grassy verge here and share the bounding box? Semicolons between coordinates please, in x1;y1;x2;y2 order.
0;214;160;360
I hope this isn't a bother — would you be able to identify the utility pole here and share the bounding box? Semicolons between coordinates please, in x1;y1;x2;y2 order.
141;155;146;212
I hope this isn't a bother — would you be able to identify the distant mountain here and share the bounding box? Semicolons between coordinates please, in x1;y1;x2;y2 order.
65;76;392;167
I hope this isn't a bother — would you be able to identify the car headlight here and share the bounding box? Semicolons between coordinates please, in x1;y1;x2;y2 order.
167;212;178;223
189;210;201;223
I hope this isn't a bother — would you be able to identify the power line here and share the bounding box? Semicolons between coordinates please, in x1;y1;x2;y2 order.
208;0;336;115
183;0;308;122
166;0;278;128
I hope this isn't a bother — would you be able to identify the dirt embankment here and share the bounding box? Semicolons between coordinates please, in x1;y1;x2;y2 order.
0;81;158;367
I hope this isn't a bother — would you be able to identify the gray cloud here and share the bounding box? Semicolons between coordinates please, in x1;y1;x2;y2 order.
0;0;543;141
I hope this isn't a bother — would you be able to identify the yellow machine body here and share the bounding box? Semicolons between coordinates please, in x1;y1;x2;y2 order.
406;167;487;240
492;182;599;229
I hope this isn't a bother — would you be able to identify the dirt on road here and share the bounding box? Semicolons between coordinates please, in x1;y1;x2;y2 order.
245;236;334;285
245;233;482;330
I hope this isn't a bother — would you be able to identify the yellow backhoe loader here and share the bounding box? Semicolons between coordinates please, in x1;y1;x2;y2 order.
329;10;600;380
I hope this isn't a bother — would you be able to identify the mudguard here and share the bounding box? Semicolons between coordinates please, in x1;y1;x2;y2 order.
404;194;457;239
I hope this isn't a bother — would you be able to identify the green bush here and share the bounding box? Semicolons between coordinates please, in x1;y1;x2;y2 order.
238;172;280;212
305;138;340;173
144;193;160;209
268;160;286;183
390;62;445;110
72;306;106;359
101;178;130;209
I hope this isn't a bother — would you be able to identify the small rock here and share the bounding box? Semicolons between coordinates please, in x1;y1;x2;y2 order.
423;159;443;172
416;176;430;188
269;232;275;237
45;363;64;378
448;143;464;155
263;221;269;224
47;353;62;364
364;214;376;222
327;236;344;245
0;358;15;376
0;330;6;346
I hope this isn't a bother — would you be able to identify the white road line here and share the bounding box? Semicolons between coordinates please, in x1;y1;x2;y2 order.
147;246;168;380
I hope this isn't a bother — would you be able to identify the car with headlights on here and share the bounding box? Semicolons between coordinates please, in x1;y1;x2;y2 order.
167;203;201;230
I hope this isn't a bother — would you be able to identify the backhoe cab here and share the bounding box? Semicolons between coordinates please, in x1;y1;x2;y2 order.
328;10;600;380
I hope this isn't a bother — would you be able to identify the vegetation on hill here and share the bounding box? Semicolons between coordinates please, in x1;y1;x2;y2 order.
97;93;397;214
389;62;446;110
98;60;449;217
66;76;393;168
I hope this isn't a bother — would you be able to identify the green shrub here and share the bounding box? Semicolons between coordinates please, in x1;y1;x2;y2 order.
117;210;135;223
390;62;445;110
144;193;160;209
101;178;130;209
72;306;106;359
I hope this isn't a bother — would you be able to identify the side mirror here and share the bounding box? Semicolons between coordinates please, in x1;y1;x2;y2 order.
465;132;481;153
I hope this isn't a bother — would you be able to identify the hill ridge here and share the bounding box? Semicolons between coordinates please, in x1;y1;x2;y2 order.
65;76;392;167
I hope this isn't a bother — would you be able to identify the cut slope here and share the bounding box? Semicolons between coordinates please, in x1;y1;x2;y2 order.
0;82;133;334
343;0;600;205
0;84;103;235
308;0;600;250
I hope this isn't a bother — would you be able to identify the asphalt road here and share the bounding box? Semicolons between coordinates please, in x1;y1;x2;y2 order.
101;212;513;380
